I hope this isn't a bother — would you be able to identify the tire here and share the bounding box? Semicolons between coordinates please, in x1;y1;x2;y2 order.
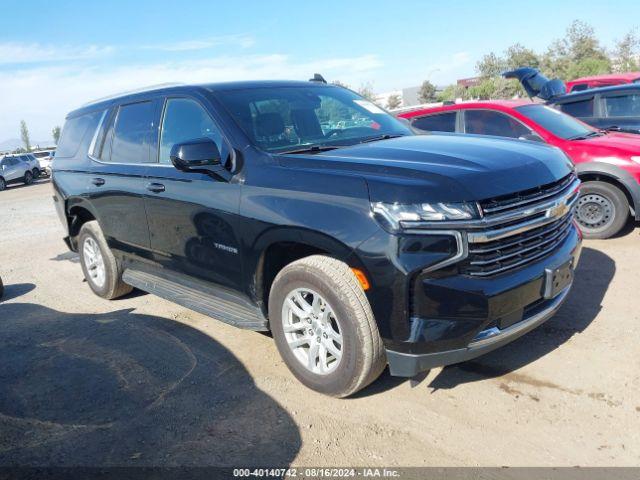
269;255;386;398
575;181;629;239
23;171;33;185
0;276;4;299
0;177;5;191
32;168;40;178
78;220;133;299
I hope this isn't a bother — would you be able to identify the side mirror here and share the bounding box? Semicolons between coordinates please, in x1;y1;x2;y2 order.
518;133;544;143
170;138;222;172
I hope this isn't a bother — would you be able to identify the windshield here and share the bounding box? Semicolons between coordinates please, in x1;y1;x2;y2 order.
215;85;412;153
515;104;594;140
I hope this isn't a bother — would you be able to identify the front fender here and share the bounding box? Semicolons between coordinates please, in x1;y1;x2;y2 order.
576;161;640;218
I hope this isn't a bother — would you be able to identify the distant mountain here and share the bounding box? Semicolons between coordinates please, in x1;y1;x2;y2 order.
0;138;55;152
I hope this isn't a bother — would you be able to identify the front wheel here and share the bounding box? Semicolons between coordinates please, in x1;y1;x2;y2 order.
269;255;386;398
0;177;5;191
575;181;629;239
78;221;133;299
32;168;40;178
23;171;33;185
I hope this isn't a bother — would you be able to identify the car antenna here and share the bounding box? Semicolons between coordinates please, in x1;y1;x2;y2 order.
309;73;327;84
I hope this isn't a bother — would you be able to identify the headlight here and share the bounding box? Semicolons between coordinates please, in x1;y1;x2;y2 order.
372;201;479;231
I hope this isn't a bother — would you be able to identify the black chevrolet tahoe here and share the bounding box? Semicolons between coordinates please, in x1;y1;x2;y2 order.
52;79;582;397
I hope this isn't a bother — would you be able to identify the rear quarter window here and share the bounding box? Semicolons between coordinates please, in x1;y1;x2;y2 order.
57;111;103;158
410;112;456;132
558;98;594;117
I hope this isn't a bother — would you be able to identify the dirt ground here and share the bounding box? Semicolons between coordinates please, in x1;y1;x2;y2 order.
1;179;639;467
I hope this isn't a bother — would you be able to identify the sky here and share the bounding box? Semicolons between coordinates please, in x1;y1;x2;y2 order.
1;0;639;143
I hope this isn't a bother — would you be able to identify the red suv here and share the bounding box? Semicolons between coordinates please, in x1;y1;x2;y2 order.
399;101;640;238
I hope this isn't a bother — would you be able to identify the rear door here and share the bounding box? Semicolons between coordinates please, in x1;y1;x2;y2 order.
86;99;160;256
143;95;243;289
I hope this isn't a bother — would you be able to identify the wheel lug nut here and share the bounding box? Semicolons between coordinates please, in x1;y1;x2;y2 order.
322;332;328;339
316;337;321;343
308;329;313;335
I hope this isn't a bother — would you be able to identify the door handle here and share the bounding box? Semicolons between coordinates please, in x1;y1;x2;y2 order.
91;177;105;186
146;182;165;193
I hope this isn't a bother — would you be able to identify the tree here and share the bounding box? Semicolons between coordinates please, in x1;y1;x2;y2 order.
504;43;541;71
331;80;350;89
418;80;437;103
613;29;640;73
357;82;377;102
436;84;467;102
542;20;611;79
52;126;61;145
386;93;402;110
476;52;506;78
20;120;31;152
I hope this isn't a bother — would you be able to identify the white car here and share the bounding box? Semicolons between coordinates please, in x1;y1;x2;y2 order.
0;155;35;190
32;149;55;175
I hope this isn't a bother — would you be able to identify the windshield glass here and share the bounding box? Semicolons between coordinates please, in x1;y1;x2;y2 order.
515;104;594;140
215;85;412;152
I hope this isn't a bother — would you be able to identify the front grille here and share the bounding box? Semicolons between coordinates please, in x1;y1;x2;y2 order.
460;173;579;277
479;174;575;215
462;214;574;276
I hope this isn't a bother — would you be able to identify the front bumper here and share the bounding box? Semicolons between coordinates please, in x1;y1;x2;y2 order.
387;284;571;376
385;227;581;377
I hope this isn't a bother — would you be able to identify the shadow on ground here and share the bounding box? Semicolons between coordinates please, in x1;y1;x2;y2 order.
427;246;614;390
0;283;35;302
0;303;301;467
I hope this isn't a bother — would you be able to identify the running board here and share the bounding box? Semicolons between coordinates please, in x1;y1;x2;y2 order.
122;268;269;331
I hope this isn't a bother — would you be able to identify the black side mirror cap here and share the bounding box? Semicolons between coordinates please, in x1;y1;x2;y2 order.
170;138;222;171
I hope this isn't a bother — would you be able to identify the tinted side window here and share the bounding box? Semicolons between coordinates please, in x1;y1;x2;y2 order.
110;101;155;163
411;112;456;132
57;111;102;158
559;98;594;117
464;110;530;138
159;98;227;164
604;93;640;117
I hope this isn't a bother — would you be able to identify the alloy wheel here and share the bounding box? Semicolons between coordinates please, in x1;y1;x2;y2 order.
281;288;343;375
83;237;106;288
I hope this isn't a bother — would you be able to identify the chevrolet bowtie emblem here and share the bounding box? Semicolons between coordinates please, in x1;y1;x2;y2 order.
547;201;569;218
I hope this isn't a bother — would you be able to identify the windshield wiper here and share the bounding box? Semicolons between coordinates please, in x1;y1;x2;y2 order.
358;134;405;144
568;131;602;140
280;145;342;155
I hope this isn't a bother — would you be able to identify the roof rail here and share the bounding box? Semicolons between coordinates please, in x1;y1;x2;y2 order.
82;82;185;107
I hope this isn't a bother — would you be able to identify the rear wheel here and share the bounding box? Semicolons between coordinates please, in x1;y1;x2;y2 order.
575;181;629;239
78;221;133;299
23;171;33;185
269;255;386;398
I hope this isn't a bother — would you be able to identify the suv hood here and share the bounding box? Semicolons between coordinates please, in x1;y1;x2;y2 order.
503;67;567;101
277;134;574;204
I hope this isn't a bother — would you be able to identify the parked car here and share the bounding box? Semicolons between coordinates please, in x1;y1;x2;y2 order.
20;153;41;178
504;67;640;135
400;101;640;239
31;149;55;175
0;155;35;190
52;80;581;397
566;72;640;92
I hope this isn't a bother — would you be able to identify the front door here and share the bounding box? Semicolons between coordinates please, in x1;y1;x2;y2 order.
143;96;243;290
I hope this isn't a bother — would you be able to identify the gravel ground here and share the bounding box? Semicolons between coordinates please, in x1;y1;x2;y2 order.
0;180;639;467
